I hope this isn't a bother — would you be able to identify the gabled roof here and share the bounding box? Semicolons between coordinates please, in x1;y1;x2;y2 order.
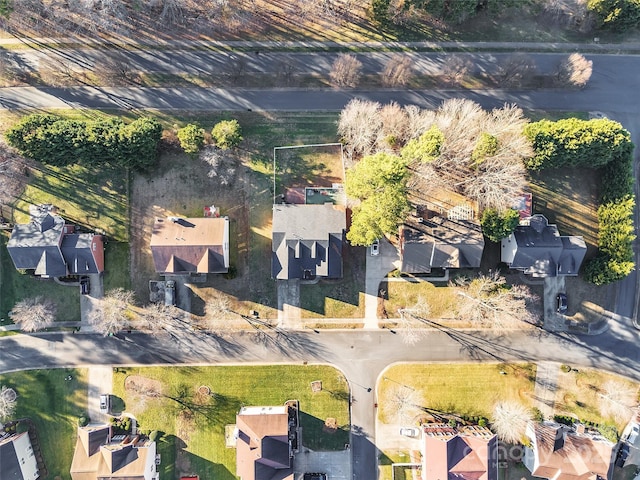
0;432;39;480
71;425;155;480
271;204;345;280
422;424;497;480
61;234;102;274
526;423;614;480
150;217;229;274
501;215;586;277
236;406;294;480
7;210;66;275
400;217;484;274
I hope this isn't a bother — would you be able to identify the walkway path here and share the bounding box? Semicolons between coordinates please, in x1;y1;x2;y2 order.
533;361;560;420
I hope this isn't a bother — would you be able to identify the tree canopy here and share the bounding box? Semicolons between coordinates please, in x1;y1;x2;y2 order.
345;152;409;246
523;118;632;171
5;114;162;170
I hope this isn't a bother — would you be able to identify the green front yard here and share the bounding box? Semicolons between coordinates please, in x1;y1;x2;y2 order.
378;363;537;424
0;368;88;479
112;365;350;480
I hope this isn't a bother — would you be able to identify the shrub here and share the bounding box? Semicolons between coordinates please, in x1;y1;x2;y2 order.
149;430;159;442
480;208;520;242
211;119;243;150
77;415;89;427
177;124;205;154
531;407;544;422
588;0;640;32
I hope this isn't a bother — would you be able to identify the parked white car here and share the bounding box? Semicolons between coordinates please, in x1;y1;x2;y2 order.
370;239;380;256
628;424;639;444
400;427;420;438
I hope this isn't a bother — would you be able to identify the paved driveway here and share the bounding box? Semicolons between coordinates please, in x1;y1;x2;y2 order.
87;366;113;422
293;449;351;480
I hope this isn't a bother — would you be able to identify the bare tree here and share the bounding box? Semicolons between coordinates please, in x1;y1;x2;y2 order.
9;296;56;332
330;53;362;88
404;105;437;140
453;271;538;329
88;288;135;336
442;54;472;86
160;0;185;25
556;53;593;89
382;384;424;424
94;52;139;86
141;303;193;339
598;380;638;422
491;401;533;443
381;54;413;87
0;386;17;420
497;54;537;88
200;146;238;184
337;99;383;159
397;297;431;345
376;101;409;150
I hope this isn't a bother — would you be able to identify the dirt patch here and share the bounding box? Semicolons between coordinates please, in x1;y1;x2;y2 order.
124;375;164;397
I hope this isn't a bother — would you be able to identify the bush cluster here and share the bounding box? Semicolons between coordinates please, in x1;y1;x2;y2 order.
110;416;132;433
553;414;619;442
524;118;635;285
5;114;162;170
523;118;631;171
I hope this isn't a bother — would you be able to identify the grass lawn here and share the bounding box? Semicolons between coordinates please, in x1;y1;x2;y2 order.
379;450;416;480
554;366;640;431
111;365;350;480
103;241;131;292
378;363;537;424
300;244;366;319
12;162;129;242
379;280;458;322
0;368;89;479
0;232;81;322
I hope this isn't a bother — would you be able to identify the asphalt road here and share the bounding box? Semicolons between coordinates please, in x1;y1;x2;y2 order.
1;48;640;479
1;319;640;479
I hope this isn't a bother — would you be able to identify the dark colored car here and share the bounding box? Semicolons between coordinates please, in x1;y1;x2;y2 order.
80;277;90;295
556;293;568;313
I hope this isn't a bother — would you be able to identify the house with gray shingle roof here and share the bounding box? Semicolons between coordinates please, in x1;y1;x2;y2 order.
7;205;104;278
0;431;39;480
271;204;346;280
501;214;586;277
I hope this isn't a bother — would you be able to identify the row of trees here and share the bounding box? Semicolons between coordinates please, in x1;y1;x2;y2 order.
5;114;162;170
328;52;592;90
524;117;635;285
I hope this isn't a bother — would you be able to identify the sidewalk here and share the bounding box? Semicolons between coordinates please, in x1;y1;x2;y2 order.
3;34;640;53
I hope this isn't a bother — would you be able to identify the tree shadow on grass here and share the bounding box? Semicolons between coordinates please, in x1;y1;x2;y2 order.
299;411;349;451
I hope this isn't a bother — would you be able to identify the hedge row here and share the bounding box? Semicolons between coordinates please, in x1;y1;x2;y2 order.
5;114;162;170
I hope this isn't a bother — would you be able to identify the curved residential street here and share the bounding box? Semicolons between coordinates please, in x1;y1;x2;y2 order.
2;41;640;480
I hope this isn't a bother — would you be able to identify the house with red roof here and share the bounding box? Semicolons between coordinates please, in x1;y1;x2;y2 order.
422;423;497;480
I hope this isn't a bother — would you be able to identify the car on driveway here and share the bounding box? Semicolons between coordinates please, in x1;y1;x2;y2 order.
556;293;567;313
80;277;90;295
99;394;109;414
628;424;639;444
400;426;421;438
370;239;380;256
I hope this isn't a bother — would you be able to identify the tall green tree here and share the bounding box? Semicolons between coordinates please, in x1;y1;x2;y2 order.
211;119;243;150
346;152;409;199
347;189;410;246
588;0;640;31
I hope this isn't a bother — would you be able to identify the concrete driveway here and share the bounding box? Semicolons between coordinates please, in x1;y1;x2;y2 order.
293;450;351;480
364;238;400;328
87;366;113;423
